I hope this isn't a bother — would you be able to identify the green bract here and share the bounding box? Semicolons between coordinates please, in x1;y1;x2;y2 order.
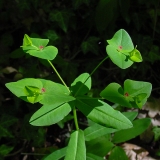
5;78;75;105
106;29;142;69
5;78;43;104
129;46;143;62
100;79;152;109
21;34;58;60
24;86;43;103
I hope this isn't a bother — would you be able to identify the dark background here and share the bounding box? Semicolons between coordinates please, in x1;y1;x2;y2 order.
0;0;160;159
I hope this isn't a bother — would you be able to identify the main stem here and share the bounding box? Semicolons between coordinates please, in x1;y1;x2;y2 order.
47;60;79;130
48;56;109;131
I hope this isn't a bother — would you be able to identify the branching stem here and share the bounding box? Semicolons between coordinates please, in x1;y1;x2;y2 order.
48;56;109;131
75;56;109;96
47;60;70;92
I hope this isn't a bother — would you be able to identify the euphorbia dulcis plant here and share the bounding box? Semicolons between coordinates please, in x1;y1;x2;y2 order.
5;29;152;160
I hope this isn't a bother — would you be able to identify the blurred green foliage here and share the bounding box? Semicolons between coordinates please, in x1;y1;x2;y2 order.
0;0;160;159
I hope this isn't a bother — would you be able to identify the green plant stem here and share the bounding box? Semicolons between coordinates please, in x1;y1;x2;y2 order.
75;56;109;97
48;60;79;130
47;60;70;92
73;106;79;130
73;56;109;129
89;56;109;78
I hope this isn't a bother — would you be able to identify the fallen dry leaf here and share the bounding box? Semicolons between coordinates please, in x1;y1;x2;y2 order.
2;66;17;74
121;143;149;160
142;99;160;118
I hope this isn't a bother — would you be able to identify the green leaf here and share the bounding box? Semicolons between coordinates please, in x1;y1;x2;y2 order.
100;82;131;107
76;96;133;130
30;102;73;126
10;48;25;59
84;123;117;141
124;79;152;108
106;45;133;69
5;78;43;104
22;35;49;51
0;145;14;156
30;37;49;48
27;46;58;60
21;35;58;60
24;86;42;103
81;37;99;55
122;111;138;121
65;130;86;160
39;79;75;105
0;126;13;138
57;114;73;128
100;79;152;108
112;118;151;143
0;115;17;138
152;127;160;141
129;47;142;62
86;153;104;160
0;114;18;127
44;30;59;42
23;34;32;46
109;146;128;160
70;73;91;96
106;29;134;69
6;78;75;105
44;147;67;160
50;10;72;33
107;29;134;52
86;135;114;157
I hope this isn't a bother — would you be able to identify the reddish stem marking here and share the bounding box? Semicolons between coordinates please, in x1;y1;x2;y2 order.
118;45;123;50
124;92;129;97
41;88;46;93
39;45;44;50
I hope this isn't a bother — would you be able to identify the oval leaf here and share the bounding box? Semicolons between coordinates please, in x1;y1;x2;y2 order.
109;146;128;160
107;29;134;52
65;130;86;160
44;147;67;160
86;153;104;160
100;82;131;107
86;135;114;157
112;118;151;143
30;102;73;126
70;73;91;96
84;123;117;141
76;96;133;130
100;79;152;109
5;78;43;103
27;46;58;60
39;79;75;105
106;29;134;69
124;79;152;108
